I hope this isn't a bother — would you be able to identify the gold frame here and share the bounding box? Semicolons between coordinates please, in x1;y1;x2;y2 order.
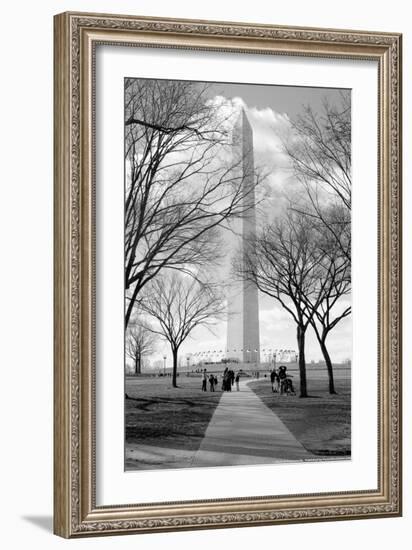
53;11;402;538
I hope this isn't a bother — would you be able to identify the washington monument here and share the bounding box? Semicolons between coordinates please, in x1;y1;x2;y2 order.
226;108;260;364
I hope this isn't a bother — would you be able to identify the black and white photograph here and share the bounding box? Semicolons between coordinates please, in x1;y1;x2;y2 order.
124;78;352;471
0;0;406;545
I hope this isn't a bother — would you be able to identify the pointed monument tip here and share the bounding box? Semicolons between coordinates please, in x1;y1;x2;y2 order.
234;106;251;127
236;105;247;120
233;105;252;139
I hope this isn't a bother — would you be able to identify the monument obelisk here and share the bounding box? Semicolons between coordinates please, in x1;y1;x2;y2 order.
226;108;260;364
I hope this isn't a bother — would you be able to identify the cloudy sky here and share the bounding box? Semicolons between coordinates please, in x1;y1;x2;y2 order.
137;81;352;369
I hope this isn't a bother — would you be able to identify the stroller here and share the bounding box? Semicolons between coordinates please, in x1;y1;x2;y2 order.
280;374;296;396
280;380;296;395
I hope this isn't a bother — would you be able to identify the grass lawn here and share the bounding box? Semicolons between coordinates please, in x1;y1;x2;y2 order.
125;376;223;452
248;376;351;457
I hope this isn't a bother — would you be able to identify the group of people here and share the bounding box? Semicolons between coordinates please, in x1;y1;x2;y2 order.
201;370;218;392
200;366;296;395
201;367;241;392
222;367;241;392
270;365;295;395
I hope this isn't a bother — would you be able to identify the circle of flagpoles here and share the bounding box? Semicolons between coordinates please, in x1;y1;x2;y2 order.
188;346;297;366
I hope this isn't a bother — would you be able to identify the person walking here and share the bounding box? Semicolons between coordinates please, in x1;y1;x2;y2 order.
222;367;228;391
275;369;280;392
270;368;279;393
227;369;232;392
235;372;240;391
201;369;207;392
278;365;287;394
209;373;215;392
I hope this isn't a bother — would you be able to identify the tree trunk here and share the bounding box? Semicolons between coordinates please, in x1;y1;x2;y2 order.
297;325;308;397
172;347;178;388
134;353;141;376
319;336;336;394
125;281;140;328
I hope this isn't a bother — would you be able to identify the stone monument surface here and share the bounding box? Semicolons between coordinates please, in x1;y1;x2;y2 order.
226;109;260;364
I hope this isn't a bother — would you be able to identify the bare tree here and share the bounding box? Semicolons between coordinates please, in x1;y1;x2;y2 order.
283;93;351;261
126;320;157;375
303;226;351;394
240;213;326;397
280;95;352;391
125;79;261;327
139;273;226;387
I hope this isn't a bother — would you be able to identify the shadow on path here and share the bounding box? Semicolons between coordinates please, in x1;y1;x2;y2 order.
192;380;312;466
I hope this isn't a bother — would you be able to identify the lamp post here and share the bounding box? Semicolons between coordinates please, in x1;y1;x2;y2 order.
163;355;166;376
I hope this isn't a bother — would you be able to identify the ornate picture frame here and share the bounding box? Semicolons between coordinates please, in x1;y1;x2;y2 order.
53;11;402;538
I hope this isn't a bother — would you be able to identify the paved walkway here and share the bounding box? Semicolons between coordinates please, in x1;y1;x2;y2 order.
192;380;311;467
125;380;312;470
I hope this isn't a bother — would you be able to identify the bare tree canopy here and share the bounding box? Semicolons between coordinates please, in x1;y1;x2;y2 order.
126;319;157;375
125;79;261;327
239;205;351;395
139;273;226;387
239;212;326;397
285;94;351;207
283;93;351;261
280;95;352;391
